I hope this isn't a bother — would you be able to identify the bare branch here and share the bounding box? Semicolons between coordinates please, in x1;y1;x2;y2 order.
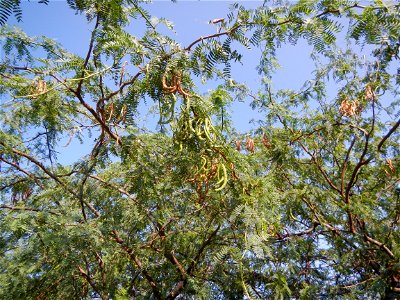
0;205;60;215
364;234;395;259
103;71;142;102
377;118;400;152
185;28;236;51
187;225;220;275
298;141;341;194
77;14;100;94
78;266;108;300
340;136;357;197
111;230;163;300
275;222;320;240
339;277;375;290
164;251;187;300
2;145;101;217
50;73;121;144
0;156;45;189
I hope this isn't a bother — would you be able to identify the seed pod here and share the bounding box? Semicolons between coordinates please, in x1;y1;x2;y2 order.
262;135;272;149
386;158;394;173
106;103;115;122
339;99;361;117
36;80;47;94
245;137;255;153
364;85;375;102
234;140;241;151
230;162;239;180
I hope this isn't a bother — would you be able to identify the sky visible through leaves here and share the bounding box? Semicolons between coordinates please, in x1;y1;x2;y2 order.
5;0;318;165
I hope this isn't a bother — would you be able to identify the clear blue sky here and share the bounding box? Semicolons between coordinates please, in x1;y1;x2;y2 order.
10;1;315;164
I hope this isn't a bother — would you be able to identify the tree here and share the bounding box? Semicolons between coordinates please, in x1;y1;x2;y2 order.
0;0;399;299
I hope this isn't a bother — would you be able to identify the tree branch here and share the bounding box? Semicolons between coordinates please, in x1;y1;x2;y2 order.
364;234;395;259
185;28;236;51
77;14;100;94
298;141;341;194
275;222;320;240
89;175;135;200
111;230;162;300
187;224;220;275
34;277;65;300
184;4;370;52
102;71;142;102
89;174;156;224
164;225;221;300
50;73;121;144
340;135;357;197
344;103;376;233
377;118;400;152
3;145;100;217
164;251;187;300
78;265;108;300
0;205;60;215
0;156;45;189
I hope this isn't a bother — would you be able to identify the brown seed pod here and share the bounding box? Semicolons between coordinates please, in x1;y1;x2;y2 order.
119;61;128;86
116;104;127;125
364;85;375;102
262;135;272;149
234;140;241;151
339;99;361;117
106;103;115;122
230;162;239;180
162;70;191;97
245;137;255;153
386;158;395;174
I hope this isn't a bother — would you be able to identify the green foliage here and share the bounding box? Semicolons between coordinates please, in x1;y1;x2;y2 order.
0;0;22;26
0;0;50;26
0;0;400;299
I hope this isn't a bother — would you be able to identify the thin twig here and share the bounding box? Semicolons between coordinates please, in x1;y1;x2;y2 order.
0;205;60;216
111;230;162;300
3;145;100;217
364;234;394;259
377;118;400;152
77;14;100;94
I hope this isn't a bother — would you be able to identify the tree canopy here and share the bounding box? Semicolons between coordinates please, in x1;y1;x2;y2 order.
0;0;399;299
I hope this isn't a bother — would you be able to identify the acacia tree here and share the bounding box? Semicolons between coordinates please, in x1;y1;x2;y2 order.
0;0;399;299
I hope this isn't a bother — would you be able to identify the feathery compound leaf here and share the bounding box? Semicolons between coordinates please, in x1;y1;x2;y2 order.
0;0;48;25
0;0;15;26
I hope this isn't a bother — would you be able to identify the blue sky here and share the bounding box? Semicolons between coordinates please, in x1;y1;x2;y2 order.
16;0;315;105
9;1;316;164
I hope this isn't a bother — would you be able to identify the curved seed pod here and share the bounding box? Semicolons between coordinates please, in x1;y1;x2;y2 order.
215;164;225;186
189;118;197;133
214;163;227;191
106;103;115;122
198;156;208;173
195;126;206;141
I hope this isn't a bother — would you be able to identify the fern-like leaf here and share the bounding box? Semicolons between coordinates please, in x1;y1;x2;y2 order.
0;0;16;26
